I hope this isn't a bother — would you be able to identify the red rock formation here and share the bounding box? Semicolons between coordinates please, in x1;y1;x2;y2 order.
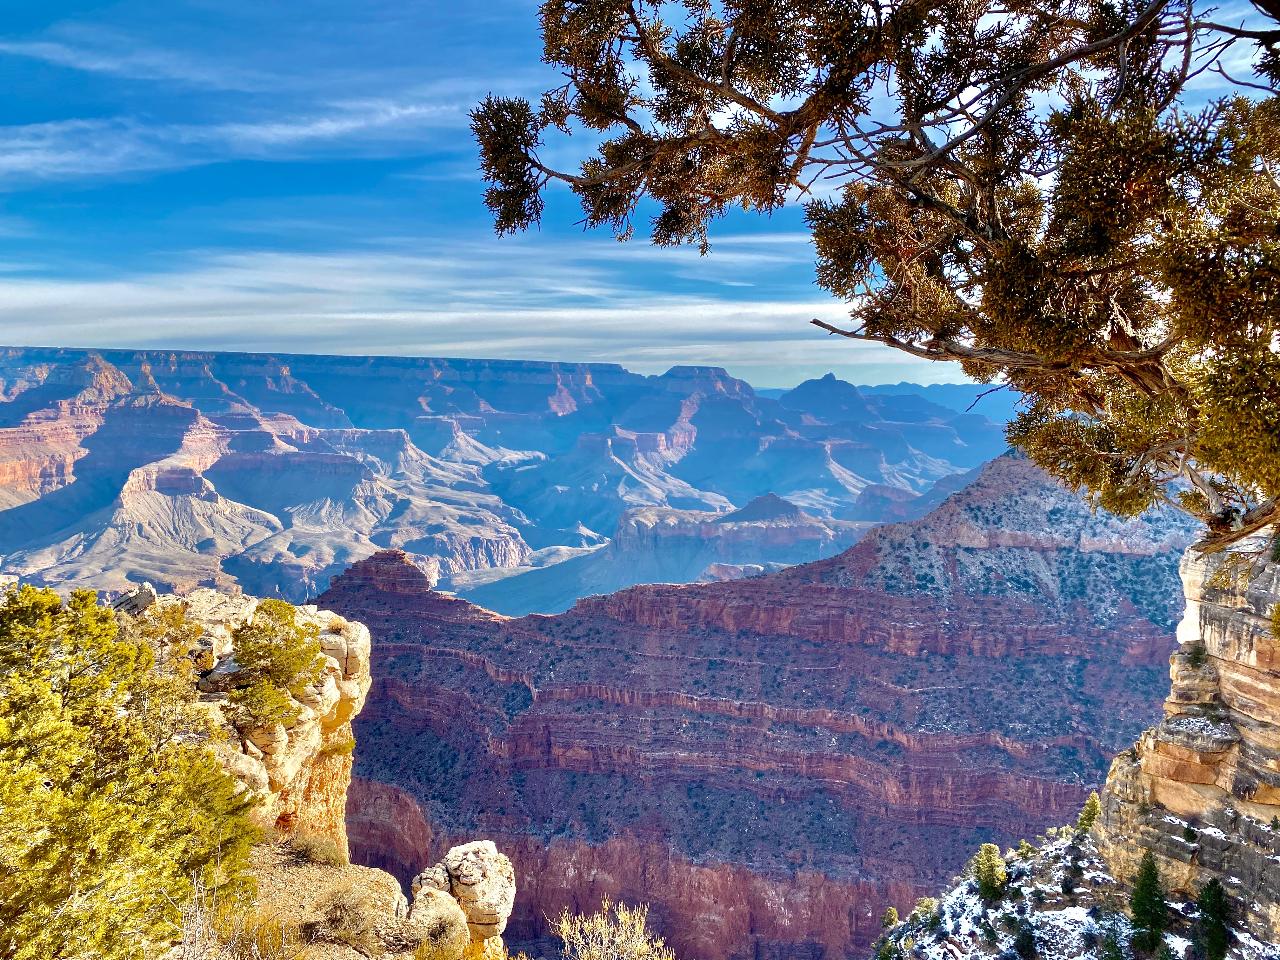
323;456;1196;960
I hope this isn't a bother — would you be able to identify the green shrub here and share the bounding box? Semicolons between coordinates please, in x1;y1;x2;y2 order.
972;843;1008;901
1076;791;1102;833
225;599;326;730
0;585;258;959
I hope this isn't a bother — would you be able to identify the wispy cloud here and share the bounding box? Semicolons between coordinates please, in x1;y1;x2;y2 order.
0;90;470;183
0;242;944;386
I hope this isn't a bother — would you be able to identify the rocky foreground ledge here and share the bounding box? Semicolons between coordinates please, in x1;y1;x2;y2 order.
113;585;517;960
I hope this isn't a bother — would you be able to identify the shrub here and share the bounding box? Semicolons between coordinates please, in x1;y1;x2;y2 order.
555;899;677;960
309;881;379;954
0;586;258;959
880;907;899;929
1013;921;1038;959
908;897;938;923
1076;792;1102;833
973;843;1008;901
225;599;326;730
214;903;302;960
288;832;349;866
1185;643;1208;668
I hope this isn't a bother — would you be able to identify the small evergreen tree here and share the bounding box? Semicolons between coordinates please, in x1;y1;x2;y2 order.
1130;851;1168;954
972;843;1008;901
1076;792;1102;833
1196;878;1231;960
881;907;899;930
1098;914;1126;960
225;598;325;730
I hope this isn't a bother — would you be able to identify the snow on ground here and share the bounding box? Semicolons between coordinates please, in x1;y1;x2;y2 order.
872;831;1280;960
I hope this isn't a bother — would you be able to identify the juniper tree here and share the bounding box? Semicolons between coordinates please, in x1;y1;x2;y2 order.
972;842;1008;900
1076;791;1103;833
0;586;257;960
225;598;326;731
473;0;1280;552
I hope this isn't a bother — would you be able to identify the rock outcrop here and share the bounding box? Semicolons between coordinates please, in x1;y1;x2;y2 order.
321;454;1198;960
119;583;519;960
116;584;374;855
413;841;517;959
1097;533;1280;942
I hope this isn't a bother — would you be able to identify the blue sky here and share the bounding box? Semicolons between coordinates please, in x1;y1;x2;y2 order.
0;3;1262;388
0;0;950;388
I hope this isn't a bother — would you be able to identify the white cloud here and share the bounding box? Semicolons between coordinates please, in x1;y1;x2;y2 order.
0;243;950;387
0;90;471;183
0;35;270;90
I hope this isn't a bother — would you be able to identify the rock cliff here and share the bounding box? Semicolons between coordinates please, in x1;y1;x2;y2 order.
121;585;520;960
116;584;375;854
320;454;1197;960
1096;534;1280;942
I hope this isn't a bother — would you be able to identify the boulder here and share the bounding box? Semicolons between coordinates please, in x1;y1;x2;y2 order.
411;841;516;943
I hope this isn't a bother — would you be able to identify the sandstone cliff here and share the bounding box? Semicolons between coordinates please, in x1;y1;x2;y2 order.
117;584;374;854
1097;534;1280;942
320;454;1197;960
122;585;520;960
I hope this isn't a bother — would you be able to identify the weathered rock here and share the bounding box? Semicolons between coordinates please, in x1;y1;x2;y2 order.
111;581;157;616
125;588;372;857
1097;532;1280;942
441;841;516;940
411;842;516;943
406;888;471;960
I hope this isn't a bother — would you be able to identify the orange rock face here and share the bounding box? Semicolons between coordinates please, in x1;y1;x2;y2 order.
1097;535;1280;942
324;456;1195;960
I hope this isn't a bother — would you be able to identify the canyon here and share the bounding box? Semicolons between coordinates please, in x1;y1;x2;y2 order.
318;453;1198;960
0;347;1007;606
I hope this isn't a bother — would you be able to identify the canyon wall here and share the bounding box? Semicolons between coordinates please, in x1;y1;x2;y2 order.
323;454;1197;960
0;347;1007;606
1097;533;1280;941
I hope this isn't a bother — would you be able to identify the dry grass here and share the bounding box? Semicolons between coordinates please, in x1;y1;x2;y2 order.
177;881;303;960
304;880;380;954
555;899;677;960
285;832;349;867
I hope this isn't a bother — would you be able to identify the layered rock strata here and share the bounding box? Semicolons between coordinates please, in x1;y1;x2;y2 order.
1097;533;1280;941
323;455;1197;960
0;346;1007;603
